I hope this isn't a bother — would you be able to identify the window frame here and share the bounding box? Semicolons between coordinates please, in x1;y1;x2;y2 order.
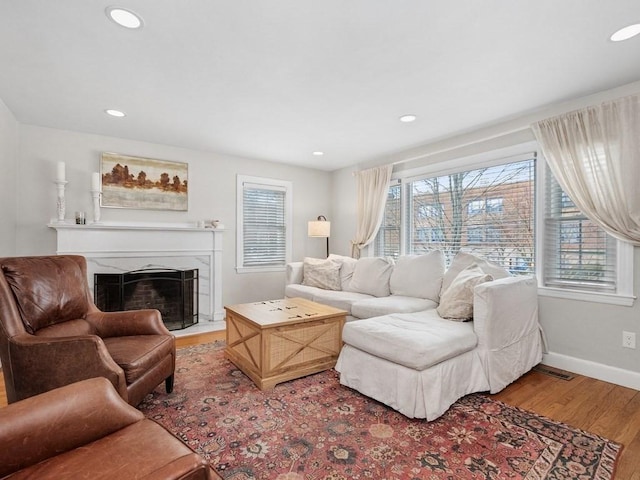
486;197;504;214
236;175;293;274
379;149;537;272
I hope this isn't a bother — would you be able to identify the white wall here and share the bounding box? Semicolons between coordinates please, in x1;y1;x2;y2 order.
14;124;330;305
331;81;640;388
0;99;17;256
330;166;358;257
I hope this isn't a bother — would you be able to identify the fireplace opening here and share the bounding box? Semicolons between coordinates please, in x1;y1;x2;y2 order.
94;268;199;331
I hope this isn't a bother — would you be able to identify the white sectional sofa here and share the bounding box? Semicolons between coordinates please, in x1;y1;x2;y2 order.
285;252;447;321
285;251;543;421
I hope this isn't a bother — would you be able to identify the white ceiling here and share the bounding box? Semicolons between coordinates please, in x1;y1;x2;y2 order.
1;1;639;171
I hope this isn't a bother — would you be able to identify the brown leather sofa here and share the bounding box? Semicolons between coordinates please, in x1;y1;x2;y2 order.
0;255;176;406
0;377;221;479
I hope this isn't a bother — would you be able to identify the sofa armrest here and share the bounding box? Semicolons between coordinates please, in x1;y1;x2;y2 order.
473;275;542;392
86;309;172;338
9;333;127;402
286;261;304;285
0;377;143;478
473;275;539;350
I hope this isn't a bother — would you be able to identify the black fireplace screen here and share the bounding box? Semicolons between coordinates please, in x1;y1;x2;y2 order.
94;268;198;331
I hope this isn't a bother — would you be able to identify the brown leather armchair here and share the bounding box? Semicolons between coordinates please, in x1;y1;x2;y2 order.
0;255;175;406
0;377;220;479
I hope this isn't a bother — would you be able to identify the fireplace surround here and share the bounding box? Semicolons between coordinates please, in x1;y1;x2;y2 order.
48;221;224;325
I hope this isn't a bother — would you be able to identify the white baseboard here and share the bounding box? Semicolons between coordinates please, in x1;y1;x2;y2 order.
542;351;640;391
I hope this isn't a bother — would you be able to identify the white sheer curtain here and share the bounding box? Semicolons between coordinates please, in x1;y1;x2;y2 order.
351;165;393;258
532;94;640;245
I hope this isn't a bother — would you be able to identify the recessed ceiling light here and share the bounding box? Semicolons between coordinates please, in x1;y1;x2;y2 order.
106;7;144;29
105;109;126;117
399;114;417;123
610;23;640;42
312;151;324;156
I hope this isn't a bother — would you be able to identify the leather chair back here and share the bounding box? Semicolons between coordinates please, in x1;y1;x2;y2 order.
1;256;92;334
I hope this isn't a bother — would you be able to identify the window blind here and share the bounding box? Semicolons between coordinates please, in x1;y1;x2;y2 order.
374;182;401;257
543;169;617;291
242;183;286;267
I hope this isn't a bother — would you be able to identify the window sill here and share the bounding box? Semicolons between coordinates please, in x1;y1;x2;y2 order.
538;286;636;307
236;266;286;274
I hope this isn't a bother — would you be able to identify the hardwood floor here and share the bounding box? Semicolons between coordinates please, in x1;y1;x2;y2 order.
1;330;638;478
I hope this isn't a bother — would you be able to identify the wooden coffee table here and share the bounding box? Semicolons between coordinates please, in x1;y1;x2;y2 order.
224;297;347;390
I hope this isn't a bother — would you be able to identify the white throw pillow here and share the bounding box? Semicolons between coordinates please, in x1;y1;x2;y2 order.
442;251;510;294
346;257;394;297
390;251;445;301
437;263;493;321
302;257;341;291
328;253;358;290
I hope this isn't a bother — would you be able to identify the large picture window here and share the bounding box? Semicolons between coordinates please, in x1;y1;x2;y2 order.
236;175;292;272
375;156;536;275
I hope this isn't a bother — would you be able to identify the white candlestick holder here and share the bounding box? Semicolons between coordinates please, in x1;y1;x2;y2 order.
91;189;102;224
54;180;68;222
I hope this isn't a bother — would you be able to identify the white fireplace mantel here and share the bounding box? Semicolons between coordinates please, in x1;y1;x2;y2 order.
48;221;224;322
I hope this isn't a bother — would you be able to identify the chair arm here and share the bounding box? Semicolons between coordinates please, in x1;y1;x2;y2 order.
286;261;304;285
0;377;143;478
472;275;539;350
9;333;127;401
86;309;171;338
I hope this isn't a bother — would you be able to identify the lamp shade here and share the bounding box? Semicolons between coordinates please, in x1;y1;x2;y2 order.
308;220;331;238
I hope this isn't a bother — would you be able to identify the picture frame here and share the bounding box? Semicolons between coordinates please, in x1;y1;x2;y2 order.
100;152;188;211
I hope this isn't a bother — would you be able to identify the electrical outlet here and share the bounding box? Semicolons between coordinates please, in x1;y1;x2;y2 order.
622;331;636;349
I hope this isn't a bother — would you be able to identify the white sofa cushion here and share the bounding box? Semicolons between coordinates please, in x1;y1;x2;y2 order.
302;257;341;290
328;254;358;290
390;251;445;301
342;310;478;370
442;251;509;293
311;289;374;314
346;257;394;297
351;295;437;319
437;263;493;321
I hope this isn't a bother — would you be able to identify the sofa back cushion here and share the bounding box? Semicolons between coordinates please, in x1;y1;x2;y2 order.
346;257;394;297
390;251;445;301
302;257;342;291
442;251;510;294
328;254;358;290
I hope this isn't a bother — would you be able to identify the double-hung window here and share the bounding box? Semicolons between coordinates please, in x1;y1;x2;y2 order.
236;175;292;273
539;163;634;305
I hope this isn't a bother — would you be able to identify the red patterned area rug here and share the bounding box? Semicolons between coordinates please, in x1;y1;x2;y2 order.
139;341;621;480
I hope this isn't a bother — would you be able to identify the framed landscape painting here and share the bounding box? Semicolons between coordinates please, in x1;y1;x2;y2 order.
100;153;188;211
